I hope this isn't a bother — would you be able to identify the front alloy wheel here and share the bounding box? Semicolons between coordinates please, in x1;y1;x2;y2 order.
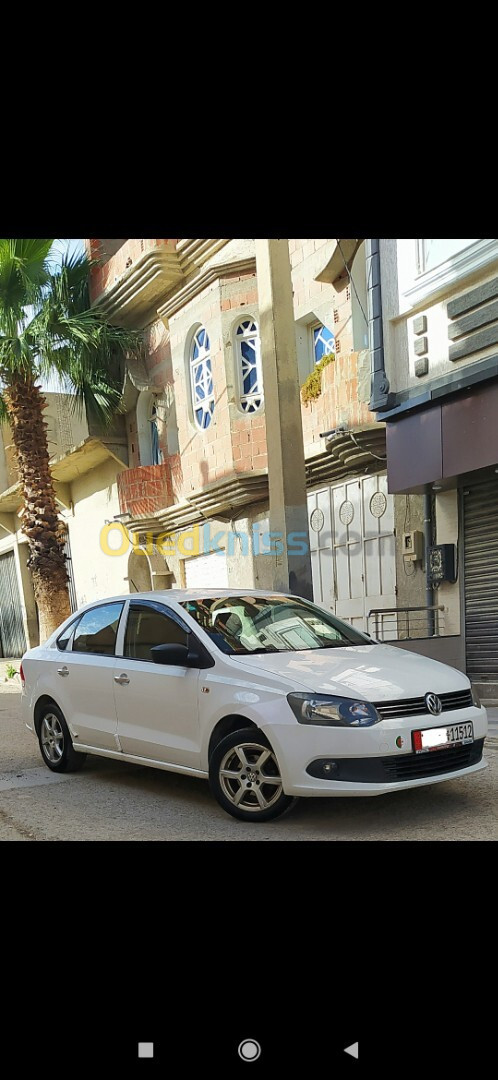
209;728;295;822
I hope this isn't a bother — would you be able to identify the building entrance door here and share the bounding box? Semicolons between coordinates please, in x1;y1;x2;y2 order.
308;473;396;632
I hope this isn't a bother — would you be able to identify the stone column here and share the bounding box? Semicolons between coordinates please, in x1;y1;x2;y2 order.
255;239;313;599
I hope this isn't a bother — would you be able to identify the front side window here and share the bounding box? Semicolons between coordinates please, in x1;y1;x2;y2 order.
313;323;335;365
124;604;188;661
72;603;124;656
235;318;263;413
181;595;369;654
56;620;78;651
190;327;214;430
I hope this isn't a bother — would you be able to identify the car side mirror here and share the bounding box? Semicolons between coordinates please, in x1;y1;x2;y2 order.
150;636;214;668
150;643;192;666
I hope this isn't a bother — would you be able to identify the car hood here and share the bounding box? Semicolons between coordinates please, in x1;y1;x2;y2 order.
230;643;470;701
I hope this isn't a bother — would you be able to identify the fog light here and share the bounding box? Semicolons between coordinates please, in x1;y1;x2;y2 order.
306;758;342;779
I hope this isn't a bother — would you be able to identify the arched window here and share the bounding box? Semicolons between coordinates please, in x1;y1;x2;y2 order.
313;323;335;365
235;318;263;413
149;400;162;465
136;391;163;466
190;327;214;430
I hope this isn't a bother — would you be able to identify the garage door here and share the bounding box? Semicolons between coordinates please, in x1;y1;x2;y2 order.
184;551;229;589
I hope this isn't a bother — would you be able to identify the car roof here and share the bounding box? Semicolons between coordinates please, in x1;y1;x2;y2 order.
85;589;295;606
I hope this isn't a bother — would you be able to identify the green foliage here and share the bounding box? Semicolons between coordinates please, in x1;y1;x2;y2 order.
6;664;18;679
301;352;335;404
0;240;143;428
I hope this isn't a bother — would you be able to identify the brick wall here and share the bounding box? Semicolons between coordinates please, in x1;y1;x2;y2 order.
117;463;174;518
301;351;371;457
220;273;268;476
289;239;363;454
291;238;353;358
168;273;268;497
169;279;226;494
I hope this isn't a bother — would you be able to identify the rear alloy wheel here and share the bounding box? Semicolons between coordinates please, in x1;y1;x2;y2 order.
38;704;86;773
209;728;295;822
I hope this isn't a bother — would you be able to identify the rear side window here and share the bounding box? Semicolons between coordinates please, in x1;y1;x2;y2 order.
72;603;124;656
124;605;188;661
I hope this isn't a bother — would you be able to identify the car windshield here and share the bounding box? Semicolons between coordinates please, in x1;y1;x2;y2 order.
180;595;371;654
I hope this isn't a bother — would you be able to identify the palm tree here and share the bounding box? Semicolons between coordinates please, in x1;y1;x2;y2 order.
0;239;141;641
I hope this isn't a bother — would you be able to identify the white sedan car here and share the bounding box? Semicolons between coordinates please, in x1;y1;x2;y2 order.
20;590;488;822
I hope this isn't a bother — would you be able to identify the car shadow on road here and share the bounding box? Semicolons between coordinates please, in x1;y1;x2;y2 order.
78;752;495;840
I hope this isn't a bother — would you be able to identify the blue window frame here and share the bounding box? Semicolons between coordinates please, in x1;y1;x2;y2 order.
313;324;335;365
190;327;215;430
235;318;263;413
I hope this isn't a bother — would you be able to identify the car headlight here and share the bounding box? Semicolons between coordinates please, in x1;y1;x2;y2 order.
470;682;481;708
287;692;381;727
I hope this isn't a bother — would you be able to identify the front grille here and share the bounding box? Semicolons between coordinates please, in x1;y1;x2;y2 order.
381;739;484;782
373;689;472;721
305;739;485;784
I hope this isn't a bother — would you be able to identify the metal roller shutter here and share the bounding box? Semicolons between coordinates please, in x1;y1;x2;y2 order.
464;478;498;682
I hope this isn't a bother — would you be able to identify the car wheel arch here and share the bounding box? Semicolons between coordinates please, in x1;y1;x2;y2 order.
34;695;63;738
208;715;263;762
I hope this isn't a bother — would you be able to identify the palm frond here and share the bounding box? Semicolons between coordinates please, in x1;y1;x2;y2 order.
0;238;53;326
0;331;37;377
42;249;92;315
1;241;143;428
68;369;124;429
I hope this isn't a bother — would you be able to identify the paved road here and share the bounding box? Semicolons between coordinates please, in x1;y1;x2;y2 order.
0;694;496;841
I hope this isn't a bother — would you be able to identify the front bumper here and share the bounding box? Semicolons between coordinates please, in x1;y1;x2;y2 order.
265;704;488;797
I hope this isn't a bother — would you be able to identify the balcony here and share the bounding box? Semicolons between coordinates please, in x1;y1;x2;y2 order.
117;462;174;519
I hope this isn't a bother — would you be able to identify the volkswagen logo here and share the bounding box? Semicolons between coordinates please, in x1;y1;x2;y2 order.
425;692;442;716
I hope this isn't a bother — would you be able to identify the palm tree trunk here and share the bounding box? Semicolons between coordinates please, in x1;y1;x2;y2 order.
3;375;71;641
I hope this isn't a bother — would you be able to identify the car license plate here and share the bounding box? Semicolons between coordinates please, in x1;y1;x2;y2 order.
412;722;474;753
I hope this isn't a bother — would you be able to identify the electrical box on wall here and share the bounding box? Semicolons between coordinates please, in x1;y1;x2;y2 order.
402;530;424;562
428;544;457;585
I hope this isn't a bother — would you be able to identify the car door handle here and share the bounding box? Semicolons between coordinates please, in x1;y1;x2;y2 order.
114;673;130;685
57;666;69;677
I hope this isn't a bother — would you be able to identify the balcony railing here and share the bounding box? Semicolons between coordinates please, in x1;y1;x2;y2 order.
367;605;445;642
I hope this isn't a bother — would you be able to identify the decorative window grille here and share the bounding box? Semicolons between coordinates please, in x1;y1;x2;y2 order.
190;327;215;429
235;318;263;413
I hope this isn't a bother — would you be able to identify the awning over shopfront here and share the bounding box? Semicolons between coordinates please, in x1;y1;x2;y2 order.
386;379;498;493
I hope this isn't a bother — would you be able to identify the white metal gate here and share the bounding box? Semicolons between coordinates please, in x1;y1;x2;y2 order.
0;551;27;657
307;473;396;631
